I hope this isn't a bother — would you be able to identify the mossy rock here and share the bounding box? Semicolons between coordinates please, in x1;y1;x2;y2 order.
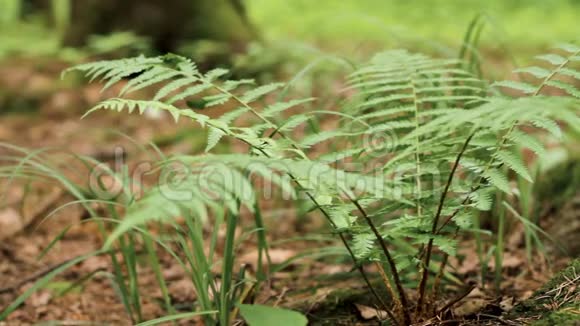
509;259;580;325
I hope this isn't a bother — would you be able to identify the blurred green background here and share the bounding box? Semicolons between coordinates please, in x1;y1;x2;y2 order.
249;0;579;50
1;0;578;62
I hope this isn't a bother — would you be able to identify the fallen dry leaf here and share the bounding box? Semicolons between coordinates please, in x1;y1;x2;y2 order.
0;208;24;240
162;263;185;281
453;298;488;317
29;290;52;307
451;286;493;317
500;296;515;312
239;248;296;267
488;251;523;270
355;303;389;320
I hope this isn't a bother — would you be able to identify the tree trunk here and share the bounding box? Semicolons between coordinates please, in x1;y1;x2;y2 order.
32;0;257;52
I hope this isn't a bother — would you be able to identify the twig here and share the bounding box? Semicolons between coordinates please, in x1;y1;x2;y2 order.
435;284;475;315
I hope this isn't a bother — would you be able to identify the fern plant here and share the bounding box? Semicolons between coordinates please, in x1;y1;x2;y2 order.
65;43;579;325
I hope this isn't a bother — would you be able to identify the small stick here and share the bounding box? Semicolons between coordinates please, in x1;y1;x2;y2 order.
435;284;475;316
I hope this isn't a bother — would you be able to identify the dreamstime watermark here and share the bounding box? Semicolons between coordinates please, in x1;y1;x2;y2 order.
361;126;399;158
87;129;475;206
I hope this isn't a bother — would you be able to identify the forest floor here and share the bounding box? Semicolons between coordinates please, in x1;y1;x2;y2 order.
0;59;578;325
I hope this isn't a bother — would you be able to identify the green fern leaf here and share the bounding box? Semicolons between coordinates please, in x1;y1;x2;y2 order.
154;77;199;101
223;79;255;90
545;80;580;98
493;81;536;94
352;232;375;259
326;206;356;230
218;107;248;124
206;127;226;152
559;67;580;80
121;67;180;95
536;54;567;65
555;43;580;53
203;68;229;81
433;237;457;256
175;57;199;76
508;129;546;156
300;130;353;148
531;117;562;139
493;150;533;182
262;98;315;118
453;210;474;229
203;93;232;107
279;115;310;132
240;83;284;103
471;188;494;211
167;83;212;104
483;168;511;194
318;148;365;164
514;67;551;79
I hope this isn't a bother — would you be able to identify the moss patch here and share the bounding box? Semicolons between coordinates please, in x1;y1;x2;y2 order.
531;309;580;326
509;259;580;324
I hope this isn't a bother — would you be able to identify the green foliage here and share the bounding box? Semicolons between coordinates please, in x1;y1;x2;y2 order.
57;42;580;324
248;0;579;55
238;304;308;326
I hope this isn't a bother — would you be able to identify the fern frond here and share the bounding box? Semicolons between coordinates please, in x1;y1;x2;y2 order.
154;77;201;101
496;45;580;97
452;210;474;230
206;128;226;152
121;66;181;96
352;232;375;259
262;98;316;118
508;129;546;156
483;168;511;194
470;188;494;211
493;149;533;182
84;99;211;125
545;80;580;98
493;80;536;94
240;83;284;103
530;117;563;138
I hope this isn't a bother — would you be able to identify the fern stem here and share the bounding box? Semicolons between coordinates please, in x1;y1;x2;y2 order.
351;199;411;325
303;191;393;316
417;133;474;314
411;75;423;219
374;261;397;302
374;262;402;325
494;192;506;292
431;253;448;307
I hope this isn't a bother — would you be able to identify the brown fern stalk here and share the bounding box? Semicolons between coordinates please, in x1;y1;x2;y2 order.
416;132;474;315
351;199;412;325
